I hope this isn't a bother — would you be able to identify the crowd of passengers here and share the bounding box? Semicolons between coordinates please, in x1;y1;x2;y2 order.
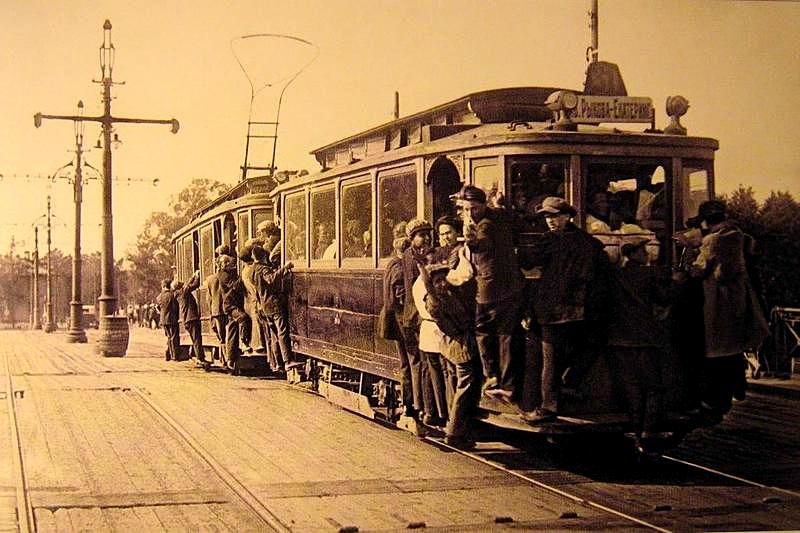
378;185;769;451
156;220;295;375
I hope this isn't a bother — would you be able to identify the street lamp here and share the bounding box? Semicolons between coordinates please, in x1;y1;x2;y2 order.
34;19;179;356
43;196;56;333
65;100;88;343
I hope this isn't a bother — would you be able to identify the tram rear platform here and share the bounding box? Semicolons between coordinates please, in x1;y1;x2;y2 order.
2;326;800;532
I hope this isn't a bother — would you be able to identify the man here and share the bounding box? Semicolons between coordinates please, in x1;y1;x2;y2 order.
688;200;769;419
239;240;268;354
173;270;209;369
219;254;250;372
525;196;609;423
454;185;525;403
205;254;228;367
156;279;179;361
252;244;295;373
256;220;282;267
398;218;434;418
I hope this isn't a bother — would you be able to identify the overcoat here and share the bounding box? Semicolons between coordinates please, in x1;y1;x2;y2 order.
176;273;201;324
692;222;769;357
157;289;178;326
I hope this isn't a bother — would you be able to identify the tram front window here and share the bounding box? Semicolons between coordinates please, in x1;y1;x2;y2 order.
682;166;710;225
284;193;307;263
311;188;336;261
508;158;567;231
584;161;670;265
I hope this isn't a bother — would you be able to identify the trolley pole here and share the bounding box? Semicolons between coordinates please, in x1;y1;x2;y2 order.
34;20;179;355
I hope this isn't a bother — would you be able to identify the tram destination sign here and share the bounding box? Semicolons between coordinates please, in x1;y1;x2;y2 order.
571;95;653;124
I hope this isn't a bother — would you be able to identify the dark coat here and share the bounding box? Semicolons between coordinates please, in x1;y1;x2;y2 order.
205;272;224;318
691;222;769;357
426;286;477;365
219;269;245;317
377;256;404;340
254;262;289;316
157;289;178;326
531;222;609;325
176;273;201;324
465;208;524;305
398;246;429;329
608;264;671;348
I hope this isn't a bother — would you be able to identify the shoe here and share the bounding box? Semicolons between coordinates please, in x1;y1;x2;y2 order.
422;414;447;427
521;408;557;424
444;435;476;450
484;387;514;403
481;376;498;393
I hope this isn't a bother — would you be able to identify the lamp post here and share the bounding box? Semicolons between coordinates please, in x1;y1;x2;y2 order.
34;19;179;355
43;196;56;333
65;101;88;343
32;226;41;330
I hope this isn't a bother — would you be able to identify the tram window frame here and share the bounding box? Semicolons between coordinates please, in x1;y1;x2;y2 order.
200;224;214;281
284;191;308;267
680;160;713;228
471;156;501;199
506;156;569;228
340;176;374;268
581;157;673;266
377;164;417;265
310;186;338;266
252;208;271;237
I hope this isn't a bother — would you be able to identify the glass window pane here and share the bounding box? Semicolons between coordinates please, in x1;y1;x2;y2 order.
341;181;373;259
252;209;271;235
683;168;709;224
284;193;307;263
472;158;500;198
585;161;670;265
378;167;416;258
508;158;567;232
311;188;336;261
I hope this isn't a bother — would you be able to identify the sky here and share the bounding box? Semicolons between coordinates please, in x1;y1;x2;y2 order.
1;0;799;258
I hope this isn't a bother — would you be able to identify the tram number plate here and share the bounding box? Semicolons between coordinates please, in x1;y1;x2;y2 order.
571;96;653;124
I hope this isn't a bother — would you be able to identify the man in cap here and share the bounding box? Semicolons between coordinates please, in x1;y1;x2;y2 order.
453;185;525;403
205;250;229;367
157;278;179;361
256;220;282;267
173;270;209;369
252;244;295;373
687;199;768;420
239;239;268;354
397;218;434;418
524;196;609;423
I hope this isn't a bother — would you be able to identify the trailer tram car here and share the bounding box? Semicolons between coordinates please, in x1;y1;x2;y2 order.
172;178;275;370
175;60;720;444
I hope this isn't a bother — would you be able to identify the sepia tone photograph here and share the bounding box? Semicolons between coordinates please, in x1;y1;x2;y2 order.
1;0;799;531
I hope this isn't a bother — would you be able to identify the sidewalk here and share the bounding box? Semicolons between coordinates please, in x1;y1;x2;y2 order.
748;375;800;400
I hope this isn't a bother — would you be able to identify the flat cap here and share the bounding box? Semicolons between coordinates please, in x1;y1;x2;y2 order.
451;185;487;204
405;218;433;238
535;196;577;216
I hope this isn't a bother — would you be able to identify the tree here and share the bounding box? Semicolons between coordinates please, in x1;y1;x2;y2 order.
723;188;800;308
124;178;229;304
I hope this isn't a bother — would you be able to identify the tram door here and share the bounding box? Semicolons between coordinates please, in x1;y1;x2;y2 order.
427;156;462;227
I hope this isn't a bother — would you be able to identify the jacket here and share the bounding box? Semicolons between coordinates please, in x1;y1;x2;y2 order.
465;208;524;305
205;272;224;318
530;223;609;325
176;273;201;324
157;289;178;326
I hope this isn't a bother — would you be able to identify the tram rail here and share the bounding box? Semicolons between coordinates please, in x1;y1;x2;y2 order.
3;353;35;533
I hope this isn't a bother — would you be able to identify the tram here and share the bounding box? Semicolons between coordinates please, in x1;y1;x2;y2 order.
172;33;718;444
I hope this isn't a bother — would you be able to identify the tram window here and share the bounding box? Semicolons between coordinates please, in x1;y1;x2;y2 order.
238;211;250;249
200;225;213;279
284;193;307;263
471;157;501;201
311;188;336;261
378;166;416;259
585;161;670;265
212;219;222;252
252;209;271;235
682;167;710;225
341;180;373;260
508;158;567;230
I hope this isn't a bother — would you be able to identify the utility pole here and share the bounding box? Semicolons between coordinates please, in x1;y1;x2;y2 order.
34;20;179;355
65;101;88;343
44;196;56;333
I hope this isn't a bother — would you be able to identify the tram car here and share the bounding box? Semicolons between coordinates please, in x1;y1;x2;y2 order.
173;57;719;443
